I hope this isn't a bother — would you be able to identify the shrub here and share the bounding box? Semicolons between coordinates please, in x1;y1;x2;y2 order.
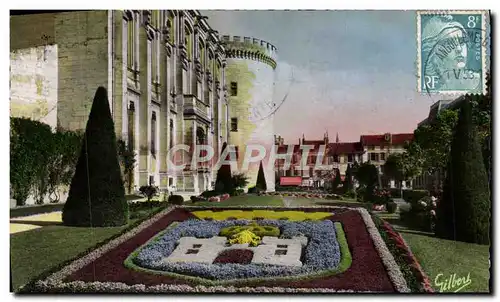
232;173;249;190
201;190;219;198
214;142;234;194
168;195;184;205
10;118;82;206
247;186;259;194
343;189;356;199
436;100;490;245
62;87;129;227
372;188;391;205
255;161;267;191
139;185;159;202
402;189;430;206
386;201;398;214
117;139;136;195
231;188;245;196
388;188;403;198
400;196;437;232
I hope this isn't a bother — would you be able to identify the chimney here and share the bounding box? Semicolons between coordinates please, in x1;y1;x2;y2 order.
336;132;340;143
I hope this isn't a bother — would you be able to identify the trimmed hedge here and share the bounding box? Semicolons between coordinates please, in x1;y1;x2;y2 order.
10;118;82;206
63;87;129;227
168;195;184;205
386;201;398;214
402;190;429;205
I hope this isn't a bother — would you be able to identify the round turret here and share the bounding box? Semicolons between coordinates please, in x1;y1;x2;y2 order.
222;35;278;192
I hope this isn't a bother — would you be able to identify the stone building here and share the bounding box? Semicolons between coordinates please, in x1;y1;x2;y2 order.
10;10;239;197
10;10;282;198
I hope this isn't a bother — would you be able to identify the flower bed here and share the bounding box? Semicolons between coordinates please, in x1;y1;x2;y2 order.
126;219;346;282
20;205;428;293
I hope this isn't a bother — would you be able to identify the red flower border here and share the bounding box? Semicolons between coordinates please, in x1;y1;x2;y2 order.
380;220;434;293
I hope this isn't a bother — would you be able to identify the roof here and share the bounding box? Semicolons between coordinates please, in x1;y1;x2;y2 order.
302;139;327;148
328;142;364;155
276;144;302;154
360;133;413;147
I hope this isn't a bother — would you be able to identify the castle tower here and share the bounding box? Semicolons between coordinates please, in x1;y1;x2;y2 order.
221;35;278;192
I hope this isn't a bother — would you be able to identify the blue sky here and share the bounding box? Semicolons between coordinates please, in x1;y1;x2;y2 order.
202;10;448;142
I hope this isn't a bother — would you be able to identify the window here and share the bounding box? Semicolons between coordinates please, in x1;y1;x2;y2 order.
230;82;238;96
234;146;240;160
151;112;157;154
185;25;192;60
333;155;339;163
169;119;174;149
151;10;160;29
127;102;135;150
168;12;175;43
199;40;205;66
127;16;135;69
370;153;378;161
215;61;221;81
347;154;353;163
149;175;155;186
380;152;386;161
151;34;159;84
230;118;238;132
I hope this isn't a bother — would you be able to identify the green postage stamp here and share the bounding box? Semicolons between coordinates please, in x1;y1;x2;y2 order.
417;10;490;94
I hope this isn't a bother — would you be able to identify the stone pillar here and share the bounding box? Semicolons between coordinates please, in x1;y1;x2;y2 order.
138;23;153;186
159;42;172;190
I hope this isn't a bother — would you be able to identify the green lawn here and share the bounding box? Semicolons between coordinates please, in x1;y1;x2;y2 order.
402;232;490;293
374;212;490;293
190;195;284;207
10;220;138;291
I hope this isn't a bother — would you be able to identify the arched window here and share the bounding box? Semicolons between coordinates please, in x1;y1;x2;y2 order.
196;127;206;145
167;12;175;44
184;23;193;60
199;39;205;66
208;49;214;73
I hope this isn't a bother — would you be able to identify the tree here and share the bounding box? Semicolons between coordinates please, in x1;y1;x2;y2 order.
383;153;405;187
343;164;354;192
232;173;249;190
256;161;267;191
435;100;490;245
62;87;129;227
354;162;379;188
117;139;136;194
332;168;341;191
215;142;233;194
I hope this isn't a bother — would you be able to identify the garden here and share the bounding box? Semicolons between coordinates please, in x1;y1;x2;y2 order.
19;205;434;293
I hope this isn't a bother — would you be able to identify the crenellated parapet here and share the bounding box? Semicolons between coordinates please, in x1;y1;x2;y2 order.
219;35;277;70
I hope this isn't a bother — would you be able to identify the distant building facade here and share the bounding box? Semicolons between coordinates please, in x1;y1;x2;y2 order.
275;132;413;189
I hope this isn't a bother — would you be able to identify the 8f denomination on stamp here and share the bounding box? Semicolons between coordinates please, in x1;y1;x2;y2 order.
417;10;490;95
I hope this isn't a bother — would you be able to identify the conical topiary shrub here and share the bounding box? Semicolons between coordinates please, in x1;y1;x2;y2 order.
256;161;267;191
62;87;129;227
215;142;234;194
435;99;490;244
